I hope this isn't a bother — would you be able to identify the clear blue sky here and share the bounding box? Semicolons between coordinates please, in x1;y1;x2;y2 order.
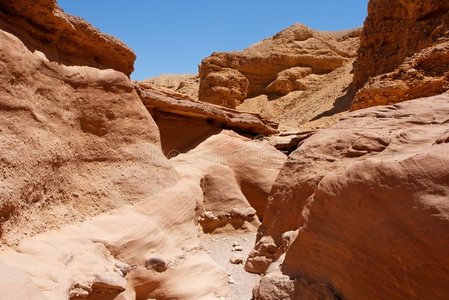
58;1;368;80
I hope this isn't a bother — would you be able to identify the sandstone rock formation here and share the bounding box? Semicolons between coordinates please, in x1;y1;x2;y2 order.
0;27;177;244
352;0;449;109
172;131;286;233
0;1;272;298
136;82;279;156
0;178;230;299
197;23;361;131
249;95;449;299
199;24;359;105
142;74;200;99
4;0;449;299
0;0;135;76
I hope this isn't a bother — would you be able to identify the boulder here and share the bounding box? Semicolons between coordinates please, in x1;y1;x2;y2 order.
172;130;287;233
250;95;449;299
199;68;250;108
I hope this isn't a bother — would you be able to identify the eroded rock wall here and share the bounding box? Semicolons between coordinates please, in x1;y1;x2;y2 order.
0;0;136;76
0;2;286;298
249;95;449;299
198;24;360;108
352;0;449;109
0;27;177;244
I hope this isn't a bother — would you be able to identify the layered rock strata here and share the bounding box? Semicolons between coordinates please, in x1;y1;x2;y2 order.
352;0;449;109
198;24;361;109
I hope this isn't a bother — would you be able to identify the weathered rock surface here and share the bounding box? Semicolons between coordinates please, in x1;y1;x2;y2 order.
172;130;286;233
0;0;135;76
141;74;200;99
352;0;449;109
253;272;337;300
0;2;242;299
249;95;449;299
136;82;279;156
0;179;230;300
267;131;316;154
0;129;284;299
0;27;177;244
199;23;360;110
0;263;46;300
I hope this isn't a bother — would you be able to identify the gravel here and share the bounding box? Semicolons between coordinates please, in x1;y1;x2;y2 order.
201;233;261;300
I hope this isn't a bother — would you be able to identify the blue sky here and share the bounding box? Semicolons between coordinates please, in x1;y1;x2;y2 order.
58;1;368;80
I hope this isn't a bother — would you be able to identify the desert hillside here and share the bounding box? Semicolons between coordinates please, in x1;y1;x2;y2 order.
0;0;448;299
150;24;361;131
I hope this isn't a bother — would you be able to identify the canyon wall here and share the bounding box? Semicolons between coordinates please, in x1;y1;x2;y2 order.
249;3;449;298
0;0;285;298
0;14;177;246
352;0;449;109
250;94;449;299
0;0;135;76
198;24;360;110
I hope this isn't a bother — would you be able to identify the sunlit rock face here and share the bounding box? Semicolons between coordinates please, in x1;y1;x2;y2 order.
0;0;136;76
198;23;360;108
249;95;449;299
352;0;449;109
0;1;230;299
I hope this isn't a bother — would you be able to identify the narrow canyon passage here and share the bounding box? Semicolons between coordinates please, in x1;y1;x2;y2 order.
1;0;449;299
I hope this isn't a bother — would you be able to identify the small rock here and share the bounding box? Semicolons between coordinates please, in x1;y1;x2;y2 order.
229;256;244;264
145;256;167;272
203;210;215;220
242;207;257;217
69;284;91;298
228;276;235;284
91;274;127;293
69;287;89;298
242;237;247;241
232;241;240;247
233;246;243;252
114;262;130;277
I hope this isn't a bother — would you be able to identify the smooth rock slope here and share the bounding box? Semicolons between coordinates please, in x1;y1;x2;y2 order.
249;95;449;299
0;27;177;245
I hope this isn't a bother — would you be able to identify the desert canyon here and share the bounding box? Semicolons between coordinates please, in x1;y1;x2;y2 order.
0;0;448;299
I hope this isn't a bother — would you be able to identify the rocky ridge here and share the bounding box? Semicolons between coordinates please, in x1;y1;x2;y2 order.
136;82;279;156
199;24;360;107
142;74;200;100
0;0;135;76
195;24;361;131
